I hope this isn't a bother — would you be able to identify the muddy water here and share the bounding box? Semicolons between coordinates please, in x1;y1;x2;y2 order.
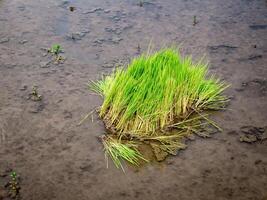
0;0;267;199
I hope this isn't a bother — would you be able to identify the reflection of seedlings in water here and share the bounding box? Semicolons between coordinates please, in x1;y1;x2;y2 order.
30;86;42;101
139;0;144;7
6;171;21;199
193;16;197;26
89;48;229;170
69;6;75;12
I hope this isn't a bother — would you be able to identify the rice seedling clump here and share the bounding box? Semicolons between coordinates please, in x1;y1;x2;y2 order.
91;48;228;168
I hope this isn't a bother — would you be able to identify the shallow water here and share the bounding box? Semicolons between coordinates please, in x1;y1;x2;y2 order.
0;0;267;199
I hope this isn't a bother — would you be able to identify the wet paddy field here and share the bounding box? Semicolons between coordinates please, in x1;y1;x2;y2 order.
0;0;267;199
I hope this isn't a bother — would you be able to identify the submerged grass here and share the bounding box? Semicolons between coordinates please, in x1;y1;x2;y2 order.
91;48;228;168
102;136;148;171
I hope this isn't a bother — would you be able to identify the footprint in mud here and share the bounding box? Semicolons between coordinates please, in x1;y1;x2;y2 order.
82;7;104;14
79;164;93;172
40;61;52;68
58;0;71;9
66;30;90;41
108;10;127;22
17;4;26;12
235;79;267;96
104;23;133;40
107;36;123;44
101;57;129;69
239;126;267;143
249;24;267;30
238;54;263;62
63;110;72;119
208;45;238;54
137;1;162;11
92;38;106;47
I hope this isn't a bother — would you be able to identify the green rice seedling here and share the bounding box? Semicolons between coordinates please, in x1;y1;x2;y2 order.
48;44;63;55
93;48;228;135
90;48;229;167
8;171;20;198
102;136;148;171
45;44;65;64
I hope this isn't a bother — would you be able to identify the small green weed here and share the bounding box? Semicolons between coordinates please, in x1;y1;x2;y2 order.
48;44;63;55
46;44;65;64
7;171;20;198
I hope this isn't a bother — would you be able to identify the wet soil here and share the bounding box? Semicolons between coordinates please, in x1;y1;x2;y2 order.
0;0;267;199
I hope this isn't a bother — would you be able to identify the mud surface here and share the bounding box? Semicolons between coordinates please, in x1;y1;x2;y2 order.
0;0;267;199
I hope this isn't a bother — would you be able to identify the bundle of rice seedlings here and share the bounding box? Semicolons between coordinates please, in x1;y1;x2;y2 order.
91;48;228;168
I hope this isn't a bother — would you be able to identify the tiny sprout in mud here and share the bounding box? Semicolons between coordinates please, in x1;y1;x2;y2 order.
139;0;144;7
30;86;42;101
49;44;62;55
47;44;65;64
48;44;63;55
8;171;20;198
193;15;197;26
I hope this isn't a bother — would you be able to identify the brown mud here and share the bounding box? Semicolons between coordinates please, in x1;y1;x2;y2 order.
0;0;267;199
